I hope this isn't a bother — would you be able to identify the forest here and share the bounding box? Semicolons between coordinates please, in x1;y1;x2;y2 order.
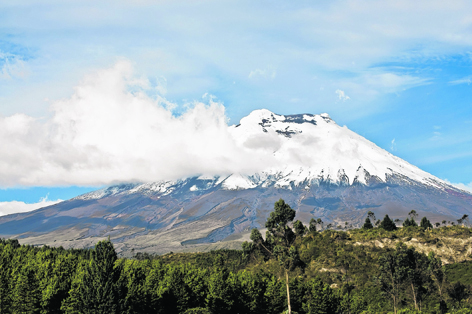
1;199;472;314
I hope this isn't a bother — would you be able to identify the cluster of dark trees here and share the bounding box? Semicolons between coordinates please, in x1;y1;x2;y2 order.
361;210;449;232
0;237;338;314
1;199;471;313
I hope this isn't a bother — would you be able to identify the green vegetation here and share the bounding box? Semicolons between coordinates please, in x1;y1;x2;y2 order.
0;201;471;313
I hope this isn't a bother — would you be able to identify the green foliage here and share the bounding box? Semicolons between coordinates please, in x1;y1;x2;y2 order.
447;282;470;308
309;218;317;232
3;219;472;314
265;199;296;236
446;261;472;286
62;239;122;314
404;218;418;227
380;214;397;231
293;220;306;237
302;278;338;314
420;217;434;230
183;308;212;314
363;217;373;229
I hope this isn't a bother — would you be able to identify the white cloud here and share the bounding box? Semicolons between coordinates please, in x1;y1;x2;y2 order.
0;196;62;217
248;66;276;80
390;138;396;151
449;76;472;85
335;89;350;101
445;180;472;194
0;53;29;80
0;61;278;187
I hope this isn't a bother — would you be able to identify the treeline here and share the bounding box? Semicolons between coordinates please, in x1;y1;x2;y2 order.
0;238;338;314
1;203;472;313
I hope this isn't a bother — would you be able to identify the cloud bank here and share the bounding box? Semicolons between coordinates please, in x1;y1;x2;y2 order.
0;196;62;217
0;61;277;187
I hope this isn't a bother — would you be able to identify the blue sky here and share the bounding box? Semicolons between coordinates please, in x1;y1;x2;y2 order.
1;0;472;212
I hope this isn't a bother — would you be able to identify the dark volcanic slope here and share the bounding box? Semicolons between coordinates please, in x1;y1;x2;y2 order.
1;174;471;256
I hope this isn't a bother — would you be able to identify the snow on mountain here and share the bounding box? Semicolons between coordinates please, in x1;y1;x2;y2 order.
75;109;454;200
229;109;440;188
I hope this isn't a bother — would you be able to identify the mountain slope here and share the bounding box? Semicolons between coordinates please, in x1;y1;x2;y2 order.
0;110;470;255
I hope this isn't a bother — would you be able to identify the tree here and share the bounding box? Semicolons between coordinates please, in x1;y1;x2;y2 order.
302;278;338;314
447;282;469;308
293;220;306;237
12;262;41;314
265;199;298;314
409;210;419;220
246;199;298;314
309;218;317;232
378;243;430;312
62;239;122;314
461;214;469;227
316;218;323;230
248;228;271;259
205;268;234;313
367;211;376;224
427;252;445;300
435;222;441;228
380;215;397;231
403;217;418;228
0;242;14;313
420;217;433;230
403;210;419;227
362;217;373;229
378;247;408;314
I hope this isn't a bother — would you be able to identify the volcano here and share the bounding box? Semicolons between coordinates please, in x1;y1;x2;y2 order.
1;109;470;255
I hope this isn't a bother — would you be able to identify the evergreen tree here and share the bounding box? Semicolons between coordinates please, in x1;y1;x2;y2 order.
420;217;433;230
380;215;397;231
62;239;122;314
0;242;13;313
12;262;41;314
362;217;373;229
403;217;418;227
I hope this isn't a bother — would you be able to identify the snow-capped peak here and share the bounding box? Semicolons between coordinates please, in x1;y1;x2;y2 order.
227;109;443;190
75;109;453;199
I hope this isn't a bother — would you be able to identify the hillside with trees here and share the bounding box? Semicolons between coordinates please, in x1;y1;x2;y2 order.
1;199;472;313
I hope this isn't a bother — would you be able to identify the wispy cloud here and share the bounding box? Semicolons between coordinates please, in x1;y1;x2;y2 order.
335;89;350;101
390;138;396;151
248;66;276;80
449;76;472;85
3;0;466;118
0;53;29;80
363;72;431;93
444;180;472;194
